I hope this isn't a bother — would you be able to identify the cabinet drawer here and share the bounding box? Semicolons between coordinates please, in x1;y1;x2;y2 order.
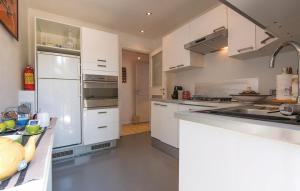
82;60;108;71
83;108;119;145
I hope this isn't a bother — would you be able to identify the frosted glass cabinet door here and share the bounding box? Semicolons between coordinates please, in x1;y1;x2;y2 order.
152;52;162;87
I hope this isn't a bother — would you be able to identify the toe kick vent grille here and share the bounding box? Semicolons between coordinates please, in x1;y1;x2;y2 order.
91;142;111;150
52;150;74;159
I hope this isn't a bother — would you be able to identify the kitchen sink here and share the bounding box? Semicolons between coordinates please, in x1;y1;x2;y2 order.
196;105;300;125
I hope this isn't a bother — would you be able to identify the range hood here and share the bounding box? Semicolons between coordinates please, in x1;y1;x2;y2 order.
220;0;300;41
184;28;228;55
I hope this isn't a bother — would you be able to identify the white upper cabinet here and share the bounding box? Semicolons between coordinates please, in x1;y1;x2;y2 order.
190;5;228;41
163;24;190;71
163;24;203;72
256;26;278;50
81;27;119;74
228;8;278;57
228;8;256;56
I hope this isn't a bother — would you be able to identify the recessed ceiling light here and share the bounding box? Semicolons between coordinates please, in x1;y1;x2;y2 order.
140;30;144;33
146;12;152;16
138;57;141;60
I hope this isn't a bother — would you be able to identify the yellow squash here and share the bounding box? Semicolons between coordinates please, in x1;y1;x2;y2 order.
0;136;37;181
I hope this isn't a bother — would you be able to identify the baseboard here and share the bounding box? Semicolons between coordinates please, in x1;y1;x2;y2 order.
151;137;179;159
52;140;117;161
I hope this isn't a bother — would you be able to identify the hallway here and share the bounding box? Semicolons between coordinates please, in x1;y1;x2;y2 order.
121;123;150;136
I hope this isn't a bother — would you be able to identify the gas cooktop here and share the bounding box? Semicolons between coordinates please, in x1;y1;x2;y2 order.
192;95;233;103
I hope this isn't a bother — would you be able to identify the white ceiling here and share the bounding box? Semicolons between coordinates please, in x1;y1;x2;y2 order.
26;0;219;39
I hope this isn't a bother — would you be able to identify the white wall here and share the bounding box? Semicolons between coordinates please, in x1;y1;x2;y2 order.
0;1;28;111
120;51;136;125
168;49;298;96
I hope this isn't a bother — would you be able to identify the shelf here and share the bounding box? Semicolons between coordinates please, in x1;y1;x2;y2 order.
37;44;80;56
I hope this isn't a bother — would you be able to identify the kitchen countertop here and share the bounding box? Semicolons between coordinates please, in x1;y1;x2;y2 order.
1;118;57;191
175;110;300;146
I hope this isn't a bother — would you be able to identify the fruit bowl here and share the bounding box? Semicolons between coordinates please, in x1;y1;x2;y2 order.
231;94;270;103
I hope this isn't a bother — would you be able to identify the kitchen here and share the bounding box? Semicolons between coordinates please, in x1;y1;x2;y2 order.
0;0;300;191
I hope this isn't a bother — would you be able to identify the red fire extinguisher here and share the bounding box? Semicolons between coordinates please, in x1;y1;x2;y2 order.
24;65;35;90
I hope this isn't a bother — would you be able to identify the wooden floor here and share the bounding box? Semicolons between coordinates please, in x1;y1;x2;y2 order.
121;123;150;136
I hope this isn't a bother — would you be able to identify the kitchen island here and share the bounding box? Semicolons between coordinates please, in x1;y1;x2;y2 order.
0;118;56;191
175;111;300;191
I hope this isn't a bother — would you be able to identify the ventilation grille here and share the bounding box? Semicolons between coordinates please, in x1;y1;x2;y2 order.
52;149;74;159
91;142;111;150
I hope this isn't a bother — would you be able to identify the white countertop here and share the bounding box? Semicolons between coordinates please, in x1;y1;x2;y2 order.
175;110;300;146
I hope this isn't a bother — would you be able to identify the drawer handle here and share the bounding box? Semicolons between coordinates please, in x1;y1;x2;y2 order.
98;111;107;114
98;126;108;129
154;103;161;106
97;59;107;62
169;66;176;70
237;46;254;53
213;26;225;33
97;64;107;67
176;64;184;68
261;32;275;44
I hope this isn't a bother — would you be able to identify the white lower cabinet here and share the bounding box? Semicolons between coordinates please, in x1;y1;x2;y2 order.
151;102;224;149
151;102;179;148
83;108;119;145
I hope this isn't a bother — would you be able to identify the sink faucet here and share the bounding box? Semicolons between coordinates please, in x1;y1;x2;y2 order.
270;41;300;103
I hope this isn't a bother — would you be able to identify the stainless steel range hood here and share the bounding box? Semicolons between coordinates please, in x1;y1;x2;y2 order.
184;28;228;55
220;0;300;41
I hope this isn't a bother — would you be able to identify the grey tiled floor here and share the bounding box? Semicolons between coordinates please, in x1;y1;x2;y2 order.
52;133;179;191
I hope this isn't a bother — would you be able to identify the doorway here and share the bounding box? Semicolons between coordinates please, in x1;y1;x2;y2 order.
120;50;150;136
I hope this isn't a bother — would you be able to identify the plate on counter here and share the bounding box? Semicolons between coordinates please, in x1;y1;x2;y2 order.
0;126;25;135
17;128;45;136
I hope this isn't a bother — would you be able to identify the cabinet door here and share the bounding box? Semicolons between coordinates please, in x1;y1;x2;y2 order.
190;5;228;41
81;27;119;72
163;24;191;71
160;103;179;148
83;108;119;145
228;8;256;56
162;34;177;71
151;102;163;140
256;26;278;50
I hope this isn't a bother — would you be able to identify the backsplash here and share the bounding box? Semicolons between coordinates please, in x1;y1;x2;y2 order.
167;50;298;97
194;78;258;97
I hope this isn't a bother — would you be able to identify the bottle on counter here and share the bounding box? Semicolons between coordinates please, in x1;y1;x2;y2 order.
292;73;299;101
276;67;292;100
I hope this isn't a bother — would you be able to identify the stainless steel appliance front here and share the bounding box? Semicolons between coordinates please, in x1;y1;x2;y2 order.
83;74;118;108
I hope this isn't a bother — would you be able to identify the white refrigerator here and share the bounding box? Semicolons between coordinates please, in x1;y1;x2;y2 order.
37;52;81;148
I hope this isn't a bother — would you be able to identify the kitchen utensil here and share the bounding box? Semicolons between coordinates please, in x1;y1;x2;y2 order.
37;113;50;128
182;91;191;100
230;94;270;103
171;86;183;100
279;104;300;116
17;104;31;114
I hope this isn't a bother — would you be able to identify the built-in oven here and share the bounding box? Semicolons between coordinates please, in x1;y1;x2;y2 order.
83;74;118;108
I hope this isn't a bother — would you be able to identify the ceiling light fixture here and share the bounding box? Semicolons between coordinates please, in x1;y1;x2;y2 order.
138;57;141;60
140;30;144;33
146;12;152;16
